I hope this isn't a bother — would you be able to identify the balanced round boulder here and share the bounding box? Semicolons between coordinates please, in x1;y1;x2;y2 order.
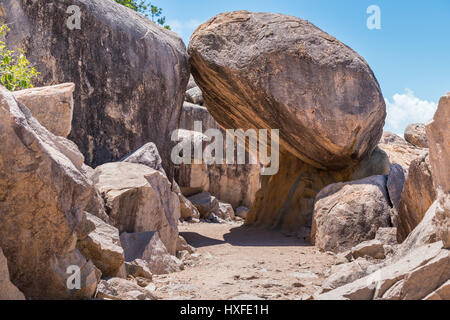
189;11;386;170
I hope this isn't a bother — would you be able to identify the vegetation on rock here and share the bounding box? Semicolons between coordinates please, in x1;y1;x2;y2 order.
0;25;39;91
115;0;171;29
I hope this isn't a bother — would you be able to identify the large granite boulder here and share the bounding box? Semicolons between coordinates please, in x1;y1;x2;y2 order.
13;83;74;137
426;93;450;248
3;0;190;175
397;154;436;242
0;248;25;300
92;163;180;255
0;86;99;299
189;11;386;171
311;175;392;253
404;123;429;148
246;149;390;234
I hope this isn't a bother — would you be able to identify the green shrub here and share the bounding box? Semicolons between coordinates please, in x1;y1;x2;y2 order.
0;25;40;91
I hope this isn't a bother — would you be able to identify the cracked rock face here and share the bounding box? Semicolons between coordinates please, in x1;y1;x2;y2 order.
189;11;386;170
0;87;99;299
3;0;190;177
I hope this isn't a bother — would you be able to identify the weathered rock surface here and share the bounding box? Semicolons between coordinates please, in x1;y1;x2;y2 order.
378;133;427;173
96;278;156;300
217;202;235;221
0;248;25;300
188;192;220;219
122;142;166;176
179;193;201;221
176;103;261;208
322;258;380;292
120;232;183;275
0;87;99;299
426;93;450;248
76;213;125;278
317;242;449;300
185;87;204;105
404;123;429;148
189;11;386;170
124;260;153;280
311;175;392;253
424;280;450;300
386;164;405;211
3;0;190;174
13;83;74;137
92;163;180;255
247;150;390;234
350;240;385;260
397;154;436;243
375;228;398;246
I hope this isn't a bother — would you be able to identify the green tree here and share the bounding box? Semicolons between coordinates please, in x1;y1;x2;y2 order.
115;0;171;29
0;25;40;91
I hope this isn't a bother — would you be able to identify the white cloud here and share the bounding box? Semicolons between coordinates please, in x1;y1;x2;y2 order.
167;19;202;44
384;89;437;135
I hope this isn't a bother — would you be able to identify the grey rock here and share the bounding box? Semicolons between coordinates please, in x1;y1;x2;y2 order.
4;0;190;176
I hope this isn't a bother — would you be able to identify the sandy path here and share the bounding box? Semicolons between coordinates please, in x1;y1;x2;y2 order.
152;222;341;300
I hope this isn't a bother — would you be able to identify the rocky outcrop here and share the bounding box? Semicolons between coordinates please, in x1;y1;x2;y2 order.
3;0;190;174
13;83;74;137
189;11;386;171
76;213;125;278
97;278;156;300
92;163;180;255
0;248;25;300
426;93;450;248
404;123;429;148
311;175;392;253
397;154;436;243
176;103;261;208
0;86;100;299
317;241;449;300
378;133;427;173
247;150;390;234
120;232;183;275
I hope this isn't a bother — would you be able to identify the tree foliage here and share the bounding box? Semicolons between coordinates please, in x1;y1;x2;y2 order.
115;0;171;29
0;25;40;91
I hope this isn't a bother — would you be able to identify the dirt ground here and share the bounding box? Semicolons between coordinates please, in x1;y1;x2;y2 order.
152;222;342;300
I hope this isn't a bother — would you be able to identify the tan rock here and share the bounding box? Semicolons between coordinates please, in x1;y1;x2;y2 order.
217;202;235;221
311;175;392;253
96;278;156;300
378;137;427;173
13;83;74;137
351;240;385;260
179;193;201;221
404;123;429;148
375;228;398;246
76;213;125;277
0;248;25;300
120;232;183;275
317;241;447;300
176;236;195;254
122;142;166;176
427;93;450;248
397;154;436;242
189;11;386;171
185;86;204;105
124;260;153;280
424;280;450;300
92;163;180;255
0;87;99;299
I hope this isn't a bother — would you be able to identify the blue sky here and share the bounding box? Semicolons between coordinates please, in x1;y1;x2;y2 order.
157;0;450;135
